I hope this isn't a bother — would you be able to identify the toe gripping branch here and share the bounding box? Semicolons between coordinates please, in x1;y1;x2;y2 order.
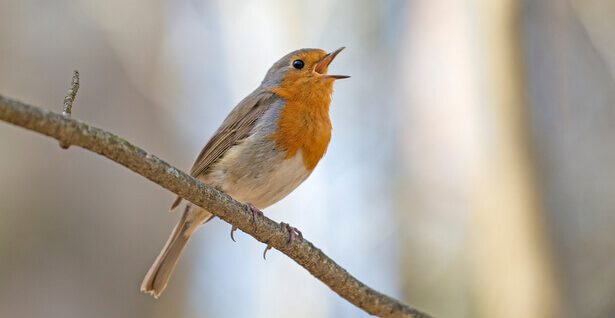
263;222;303;260
230;203;263;242
228;203;304;260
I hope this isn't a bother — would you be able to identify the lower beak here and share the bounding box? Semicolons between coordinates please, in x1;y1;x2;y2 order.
315;47;350;80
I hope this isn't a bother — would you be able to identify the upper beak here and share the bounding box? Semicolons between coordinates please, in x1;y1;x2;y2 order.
315;47;350;80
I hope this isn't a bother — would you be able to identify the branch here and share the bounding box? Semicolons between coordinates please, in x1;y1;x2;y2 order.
0;90;432;318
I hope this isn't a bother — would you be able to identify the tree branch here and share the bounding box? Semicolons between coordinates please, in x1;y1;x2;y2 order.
0;93;432;318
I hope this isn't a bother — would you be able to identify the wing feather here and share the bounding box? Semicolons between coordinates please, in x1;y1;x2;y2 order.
170;88;275;210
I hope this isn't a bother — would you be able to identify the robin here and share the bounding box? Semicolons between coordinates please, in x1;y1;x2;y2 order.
141;47;348;298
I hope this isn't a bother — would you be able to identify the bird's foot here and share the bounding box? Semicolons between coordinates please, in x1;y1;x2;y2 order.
280;222;303;246
262;222;303;259
247;203;263;230
230;203;263;242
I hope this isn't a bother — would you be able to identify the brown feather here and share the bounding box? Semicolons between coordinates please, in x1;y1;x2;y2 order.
170;88;275;210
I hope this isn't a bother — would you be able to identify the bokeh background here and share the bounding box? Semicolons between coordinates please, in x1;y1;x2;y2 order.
1;0;614;317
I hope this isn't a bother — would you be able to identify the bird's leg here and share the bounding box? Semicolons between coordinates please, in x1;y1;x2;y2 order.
280;222;303;246
230;203;263;242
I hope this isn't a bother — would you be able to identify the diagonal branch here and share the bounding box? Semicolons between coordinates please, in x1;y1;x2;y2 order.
0;93;432;318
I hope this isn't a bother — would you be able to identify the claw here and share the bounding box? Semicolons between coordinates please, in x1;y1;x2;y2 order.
281;222;303;247
246;203;263;230
230;203;262;243
263;244;273;260
230;225;238;242
262;223;303;259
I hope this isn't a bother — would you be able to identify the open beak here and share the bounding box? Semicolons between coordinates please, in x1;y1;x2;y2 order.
315;47;350;80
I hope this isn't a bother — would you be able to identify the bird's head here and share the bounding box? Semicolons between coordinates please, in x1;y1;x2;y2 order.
262;47;349;89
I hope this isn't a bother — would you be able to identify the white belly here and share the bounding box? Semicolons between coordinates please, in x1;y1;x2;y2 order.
202;138;311;209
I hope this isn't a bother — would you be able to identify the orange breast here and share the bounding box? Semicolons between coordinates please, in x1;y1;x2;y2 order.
270;75;333;170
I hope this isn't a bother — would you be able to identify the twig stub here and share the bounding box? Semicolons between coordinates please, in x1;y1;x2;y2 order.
59;70;80;149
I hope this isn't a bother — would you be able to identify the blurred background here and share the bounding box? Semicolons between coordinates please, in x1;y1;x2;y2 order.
1;0;614;317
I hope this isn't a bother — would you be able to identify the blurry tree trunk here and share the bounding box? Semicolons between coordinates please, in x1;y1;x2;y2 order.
522;0;615;316
398;1;480;317
398;1;560;317
469;1;560;317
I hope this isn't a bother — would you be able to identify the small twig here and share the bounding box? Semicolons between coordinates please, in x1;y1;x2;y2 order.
59;70;79;149
62;71;79;117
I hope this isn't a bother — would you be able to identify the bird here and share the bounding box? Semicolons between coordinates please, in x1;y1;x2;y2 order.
141;47;348;298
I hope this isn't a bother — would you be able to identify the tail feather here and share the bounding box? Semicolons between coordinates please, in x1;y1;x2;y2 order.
141;211;190;298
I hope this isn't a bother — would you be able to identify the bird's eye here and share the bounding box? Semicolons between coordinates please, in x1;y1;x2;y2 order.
292;59;305;69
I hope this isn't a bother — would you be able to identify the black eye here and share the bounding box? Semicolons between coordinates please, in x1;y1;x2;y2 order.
292;59;304;69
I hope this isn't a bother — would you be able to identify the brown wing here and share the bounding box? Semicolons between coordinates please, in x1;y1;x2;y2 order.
170;88;275;210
